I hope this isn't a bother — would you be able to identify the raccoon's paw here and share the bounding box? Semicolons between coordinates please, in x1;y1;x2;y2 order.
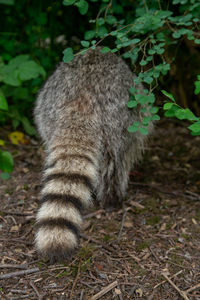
35;220;80;263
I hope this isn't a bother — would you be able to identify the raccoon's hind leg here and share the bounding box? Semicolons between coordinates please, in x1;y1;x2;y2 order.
35;137;99;262
98;138;145;208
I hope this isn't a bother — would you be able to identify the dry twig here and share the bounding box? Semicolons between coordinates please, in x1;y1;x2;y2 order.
69;262;81;300
161;273;189;300
90;280;118;300
154;270;183;289
0;267;40;280
0;264;28;269
30;280;45;300
117;204;127;241
186;282;200;293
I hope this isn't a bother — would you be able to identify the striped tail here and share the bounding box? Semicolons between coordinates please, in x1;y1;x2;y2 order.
35;139;99;262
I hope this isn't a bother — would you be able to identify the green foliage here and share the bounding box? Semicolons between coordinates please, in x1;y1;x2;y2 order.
0;150;13;179
63;0;89;15
0;55;44;139
62;0;200;135
194;75;200;95
0;0;85;176
63;48;74;63
162;88;200;136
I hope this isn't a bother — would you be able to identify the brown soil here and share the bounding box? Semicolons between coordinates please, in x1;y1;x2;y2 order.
0;120;200;300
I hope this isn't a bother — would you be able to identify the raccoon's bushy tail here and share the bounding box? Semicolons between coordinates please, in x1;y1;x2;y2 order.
35;136;99;262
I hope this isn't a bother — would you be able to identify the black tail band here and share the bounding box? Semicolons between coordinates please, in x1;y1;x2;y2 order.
43;172;94;191
36;218;80;237
41;193;84;212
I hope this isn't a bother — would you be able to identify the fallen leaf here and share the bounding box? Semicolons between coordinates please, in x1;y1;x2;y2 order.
192;218;198;225
135;288;143;297
8;131;29;145
95;264;103;271
10;225;20;232
0;139;5;146
124;221;133;228
130;200;145;209
114;288;121;295
160;222;166;231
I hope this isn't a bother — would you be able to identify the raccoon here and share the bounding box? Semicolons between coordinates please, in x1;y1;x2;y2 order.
34;48;153;262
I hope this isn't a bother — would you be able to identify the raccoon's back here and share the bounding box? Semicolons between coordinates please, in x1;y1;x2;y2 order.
34;49;138;143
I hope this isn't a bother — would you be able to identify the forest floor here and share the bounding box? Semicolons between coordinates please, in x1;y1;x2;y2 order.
0;119;200;300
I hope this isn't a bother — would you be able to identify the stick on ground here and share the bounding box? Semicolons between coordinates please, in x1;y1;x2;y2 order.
90;280;118;300
0;267;40;280
154;270;183;289
161;273;189;300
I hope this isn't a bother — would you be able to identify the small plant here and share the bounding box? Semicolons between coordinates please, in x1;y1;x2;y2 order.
162;75;200;136
0;55;46;178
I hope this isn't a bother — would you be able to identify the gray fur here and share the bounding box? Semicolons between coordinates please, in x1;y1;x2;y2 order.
34;48;153;262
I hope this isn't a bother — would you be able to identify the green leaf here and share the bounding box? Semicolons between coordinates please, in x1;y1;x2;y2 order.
161;90;175;102
8;55;29;69
76;0;88;15
163;102;174;110
142;116;151;126
105;15;117;25
0;91;8;111
129;87;136;95
135;94;149;104
150;106;159;114
143;76;153;84
194;79;200;95
0;151;14;173
127;100;137;108
172;31;181;39
0;0;14;5
100;47;110;53
139;127;148;135
140;60;148;66
164;105;179;117
128;125;139;133
0;172;10;180
148;49;156;55
148;93;155;104
188;122;200;133
111;48;118;53
175;108;199;121
18;61;46;81
81;40;90;47
12;119;20;129
110;31;117;36
1;69;21;86
130;38;141;44
156;48;165;55
151;114;160;121
146;56;153;62
96;18;105;26
21;117;36;136
63;48;74;63
84;30;95;40
96;26;108;38
63;0;76;5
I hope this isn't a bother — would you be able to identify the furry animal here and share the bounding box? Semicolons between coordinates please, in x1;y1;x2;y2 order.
34;48;153;262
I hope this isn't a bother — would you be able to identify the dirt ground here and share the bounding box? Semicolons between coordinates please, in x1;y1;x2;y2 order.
0;119;200;300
